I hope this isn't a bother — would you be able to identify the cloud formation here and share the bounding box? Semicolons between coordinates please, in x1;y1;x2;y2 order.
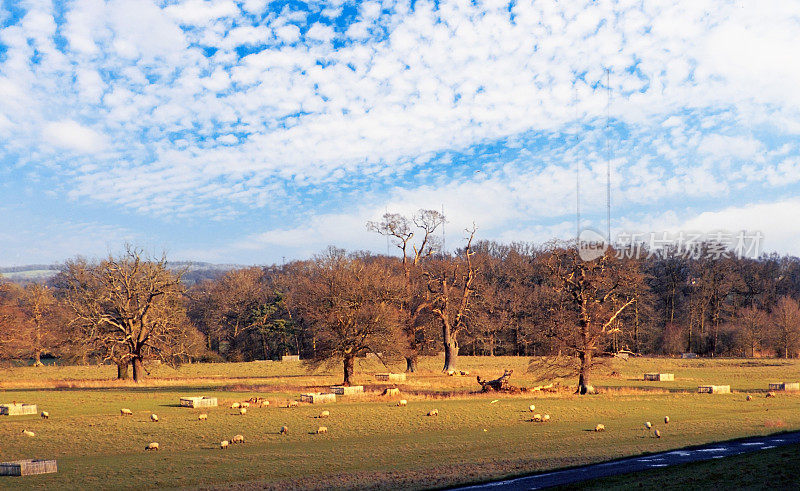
1;0;800;264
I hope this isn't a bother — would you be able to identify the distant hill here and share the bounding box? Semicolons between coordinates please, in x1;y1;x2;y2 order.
0;261;249;285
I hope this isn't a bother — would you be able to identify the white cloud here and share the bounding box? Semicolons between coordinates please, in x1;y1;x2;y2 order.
42;120;107;153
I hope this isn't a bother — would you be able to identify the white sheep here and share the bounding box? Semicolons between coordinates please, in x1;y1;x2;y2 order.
427;409;439;416
288;400;299;408
654;429;661;438
240;402;250;408
239;408;247;415
542;414;550;422
664;416;670;424
319;410;330;418
316;426;328;434
280;425;289;435
198;413;208;421
40;410;49;419
220;440;229;449
232;434;245;444
22;429;35;437
645;421;652;430
594;424;605;432
397;400;408;407
231;402;241;409
261;400;270;407
528;404;536;412
532;413;542;422
120;408;133;416
460;370;470;376
150;413;159;422
145;442;159;451
447;369;456;376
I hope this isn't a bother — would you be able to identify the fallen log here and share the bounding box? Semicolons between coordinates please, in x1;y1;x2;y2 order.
477;369;517;392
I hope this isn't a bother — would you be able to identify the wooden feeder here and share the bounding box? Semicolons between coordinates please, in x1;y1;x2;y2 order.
179;396;218;408
0;460;57;476
299;393;336;404
698;385;730;394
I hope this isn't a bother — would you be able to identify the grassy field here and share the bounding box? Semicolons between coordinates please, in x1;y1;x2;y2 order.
2;356;800;489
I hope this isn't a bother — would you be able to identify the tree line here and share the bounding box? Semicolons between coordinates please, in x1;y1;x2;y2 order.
1;211;800;392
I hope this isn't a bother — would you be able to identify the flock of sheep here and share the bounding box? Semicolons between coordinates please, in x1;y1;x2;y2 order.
17;387;781;455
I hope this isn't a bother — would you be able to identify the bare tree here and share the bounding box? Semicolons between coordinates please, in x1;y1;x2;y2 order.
288;249;403;385
18;283;64;365
729;305;769;357
57;247;201;381
540;243;643;394
425;227;478;372
367;209;445;371
770;296;800;358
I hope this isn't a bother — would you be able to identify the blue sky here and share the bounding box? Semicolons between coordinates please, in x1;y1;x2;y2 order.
1;0;800;266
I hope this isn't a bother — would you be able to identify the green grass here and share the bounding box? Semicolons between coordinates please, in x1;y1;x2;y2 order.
567;442;800;490
1;356;799;489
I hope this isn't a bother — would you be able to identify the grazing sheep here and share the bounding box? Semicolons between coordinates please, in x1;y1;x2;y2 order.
288;400;299;408
460;370;470;376
645;421;652;430
427;409;439;416
150;413;159;422
232;434;245;444
383;388;400;396
220;440;229;449
40;411;49;419
120;408;133;416
664;416;670;424
654;429;662;438
447;369;456;376
145;442;159;451
594;424;605;432
746;395;753;401
532;413;542;422
261;400;270;407
767;392;776;398
529;404;536;412
240;402;250;408
231;402;241;409
198;413;208;421
280;426;288;435
542;414;550;422
239;408;247;415
22;429;35;437
397;399;407;407
319;410;330;418
316;426;328;434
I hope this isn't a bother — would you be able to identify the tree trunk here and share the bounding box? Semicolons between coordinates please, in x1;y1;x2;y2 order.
443;340;458;372
405;355;417;373
33;350;42;367
132;357;145;382
117;361;129;380
342;355;354;386
577;350;596;394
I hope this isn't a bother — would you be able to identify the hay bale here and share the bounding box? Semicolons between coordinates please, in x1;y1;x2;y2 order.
0;460;57;476
281;355;300;362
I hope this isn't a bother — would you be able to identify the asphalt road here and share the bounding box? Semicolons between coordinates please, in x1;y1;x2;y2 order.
454;430;800;490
